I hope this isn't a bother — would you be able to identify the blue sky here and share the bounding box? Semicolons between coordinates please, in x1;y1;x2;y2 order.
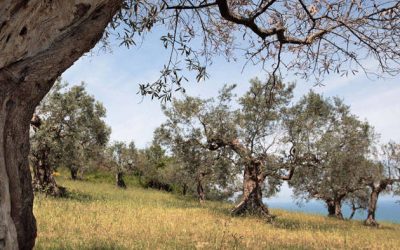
62;30;400;203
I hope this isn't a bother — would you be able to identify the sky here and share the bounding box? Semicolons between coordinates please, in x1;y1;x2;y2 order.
61;29;400;203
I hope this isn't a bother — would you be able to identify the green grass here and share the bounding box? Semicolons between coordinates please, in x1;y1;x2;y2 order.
34;172;400;249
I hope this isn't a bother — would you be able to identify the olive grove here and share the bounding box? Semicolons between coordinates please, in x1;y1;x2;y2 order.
284;91;376;219
159;78;298;218
30;80;110;196
1;0;400;248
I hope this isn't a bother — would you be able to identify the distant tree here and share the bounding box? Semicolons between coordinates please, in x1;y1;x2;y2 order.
3;1;400;248
345;189;370;220
285;92;376;219
134;141;175;192
30;80;110;196
155;125;239;202
108;141;137;188
159;78;297;218
362;142;400;226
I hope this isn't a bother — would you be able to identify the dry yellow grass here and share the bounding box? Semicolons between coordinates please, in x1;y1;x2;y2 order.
34;174;400;249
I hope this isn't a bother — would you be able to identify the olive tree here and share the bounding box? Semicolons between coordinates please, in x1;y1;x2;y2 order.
362;142;400;226
107;141;137;188
285;91;376;219
155;125;239;202
1;0;400;248
160;78;296;218
29;80;111;196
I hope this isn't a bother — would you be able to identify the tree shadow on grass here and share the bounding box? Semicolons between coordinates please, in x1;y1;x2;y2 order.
61;189;97;203
160;195;238;217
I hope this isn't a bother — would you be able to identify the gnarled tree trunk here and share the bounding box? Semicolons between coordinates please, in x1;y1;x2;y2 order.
231;161;271;219
31;151;65;197
365;189;379;226
30;117;65;197
364;182;387;227
0;98;38;250
0;1;122;248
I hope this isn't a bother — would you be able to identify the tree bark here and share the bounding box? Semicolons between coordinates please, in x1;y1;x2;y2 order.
348;203;358;220
197;174;206;203
0;1;122;248
182;184;188;196
326;199;335;217
116;171;126;189
334;199;343;219
231;161;272;219
326;198;344;219
365;188;379;226
365;183;385;227
31;153;65;197
70;167;79;181
0;98;37;250
30;118;64;197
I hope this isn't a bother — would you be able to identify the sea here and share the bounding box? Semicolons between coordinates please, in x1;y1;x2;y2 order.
264;198;400;223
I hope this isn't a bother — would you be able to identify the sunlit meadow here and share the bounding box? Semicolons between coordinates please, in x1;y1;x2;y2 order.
34;171;400;249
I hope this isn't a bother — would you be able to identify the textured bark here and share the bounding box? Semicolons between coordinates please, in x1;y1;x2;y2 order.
207;139;273;218
231;162;272;220
31;148;65;197
30;118;65;197
0;1;122;248
116;171;126;189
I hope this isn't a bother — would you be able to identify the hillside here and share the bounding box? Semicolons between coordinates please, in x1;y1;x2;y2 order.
34;173;400;249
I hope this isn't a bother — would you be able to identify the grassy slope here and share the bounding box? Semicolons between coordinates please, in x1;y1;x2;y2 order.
34;173;400;249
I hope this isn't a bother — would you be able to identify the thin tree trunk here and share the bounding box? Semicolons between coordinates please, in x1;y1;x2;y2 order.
365;185;381;227
70;167;79;180
334;199;344;219
231;161;271;219
116;171;126;189
348;203;358;220
0;1;122;248
182;184;188;196
197;174;206;203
